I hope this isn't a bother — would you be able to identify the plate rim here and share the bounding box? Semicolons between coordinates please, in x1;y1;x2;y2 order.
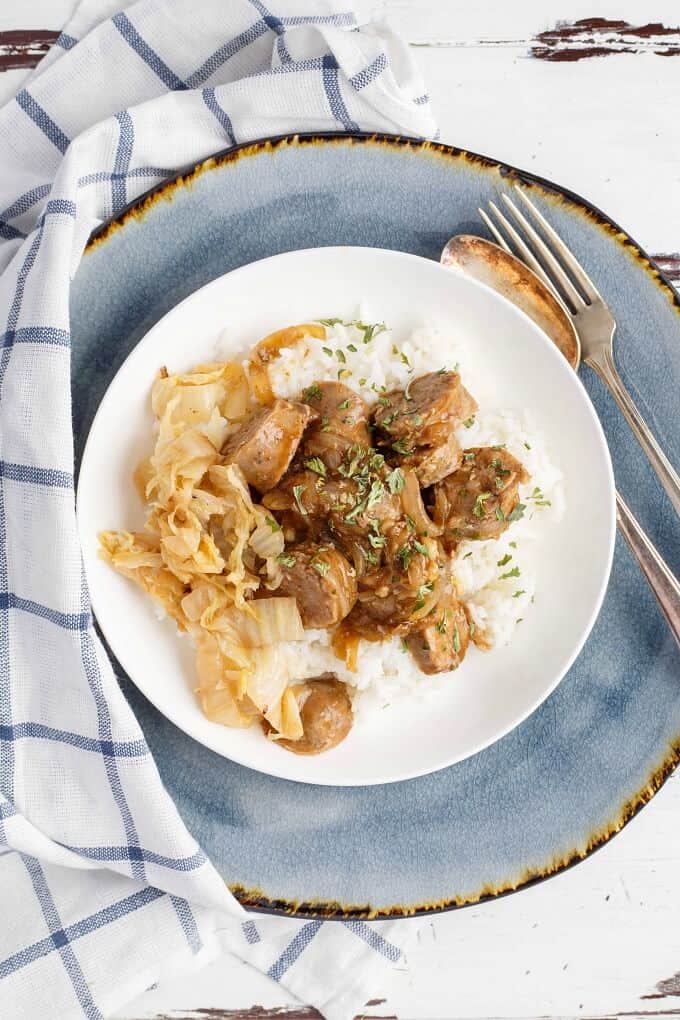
79;131;680;920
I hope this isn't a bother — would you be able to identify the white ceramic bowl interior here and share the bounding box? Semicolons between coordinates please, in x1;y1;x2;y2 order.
77;247;615;785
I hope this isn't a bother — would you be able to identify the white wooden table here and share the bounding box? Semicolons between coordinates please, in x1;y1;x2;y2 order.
3;2;678;1017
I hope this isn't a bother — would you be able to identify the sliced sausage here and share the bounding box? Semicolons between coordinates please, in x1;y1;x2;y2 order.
270;675;353;755
299;381;371;471
276;541;357;629
221;398;311;493
406;592;470;674
432;446;530;549
372;370;477;441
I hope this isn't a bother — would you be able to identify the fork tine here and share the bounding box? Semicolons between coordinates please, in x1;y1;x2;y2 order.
514;186;602;303
484;202;562;299
478;207;511;252
501;194;586;311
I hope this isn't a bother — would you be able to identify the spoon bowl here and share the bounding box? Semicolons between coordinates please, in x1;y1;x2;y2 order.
441;234;580;369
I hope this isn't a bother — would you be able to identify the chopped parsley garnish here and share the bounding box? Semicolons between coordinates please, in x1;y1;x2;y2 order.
392;438;412;456
404;514;416;532
369;452;385;471
437;366;447;375
319;317;344;326
435;612;448;635
359;377;367;386
377;395;391;407
528;486;551;507
513;590;526;599
366;479;385;510
277;552;296;567
400;352;410;367
302;384;322;401
386;467;405;494
292;484;308;516
495;507;506;522
463;550;472;559
413;539;430;556
404;378;415;401
319;416;332;432
396;545;414;570
335;349;346;364
400;637;409;653
463;416;476;428
472;491;492;518
469;621;476;638
368;531;386;549
507;503;526;523
509;540;517;548
305;457;326;477
362;322;386;344
337;368;350;380
524;441;532;450
322;347;333;358
337;398;351;410
452;626;461;654
497;553;512;567
463;452;475;462
265;516;281;532
361;546;379;566
499;566;520;580
347;343;358;353
311;557;330;577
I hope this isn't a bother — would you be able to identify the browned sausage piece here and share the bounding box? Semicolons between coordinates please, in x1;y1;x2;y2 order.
276;541;357;629
271;675;353;755
372;371;477;441
221;399;311;493
299;381;371;471
432;447;530;549
402;426;463;488
406;592;471;674
372;372;475;487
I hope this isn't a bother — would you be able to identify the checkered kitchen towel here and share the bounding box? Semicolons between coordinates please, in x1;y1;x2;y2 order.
0;1;435;1017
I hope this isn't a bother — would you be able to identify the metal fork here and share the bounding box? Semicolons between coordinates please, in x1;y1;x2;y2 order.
480;187;680;517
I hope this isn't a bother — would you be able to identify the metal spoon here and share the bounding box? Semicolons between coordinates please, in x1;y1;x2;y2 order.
441;234;680;644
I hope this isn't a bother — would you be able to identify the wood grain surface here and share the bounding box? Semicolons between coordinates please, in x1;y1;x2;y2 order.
1;1;678;1019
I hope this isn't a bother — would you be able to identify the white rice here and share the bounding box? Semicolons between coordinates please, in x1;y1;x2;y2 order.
245;316;564;715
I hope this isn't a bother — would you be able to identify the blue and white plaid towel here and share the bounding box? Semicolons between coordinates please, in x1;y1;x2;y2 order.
0;1;436;1017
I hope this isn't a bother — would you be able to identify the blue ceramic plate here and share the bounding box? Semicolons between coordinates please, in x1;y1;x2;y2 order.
71;134;680;918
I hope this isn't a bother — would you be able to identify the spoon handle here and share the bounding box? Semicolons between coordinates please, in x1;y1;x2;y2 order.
587;347;680;517
615;492;680;646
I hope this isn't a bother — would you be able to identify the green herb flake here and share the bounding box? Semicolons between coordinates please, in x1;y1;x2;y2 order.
404;514;416;532
335;348;346;364
392;438;412;456
435;614;448;635
319;317;344;326
497;553;512;567
265;516;281;532
346;343;358;353
377;395;391;408
495;507;506;522
386;467;405;494
452;626;461;654
277;552;296;568
396;545;414;570
463;416;476;428
302;383;322;402
305;457;327;477
292;484;308;516
362;322;387;344
509;541;517;548
437;366;447;375
413;539;429;556
400;637;409;653
366;479;385;510
499;566;521;580
322;346;334;358
507;503;526;523
472;491;492;519
337;398;351;410
524;441;532;450
513;590;526;599
358;377;367;386
400;351;410;367
463;550;473;559
463;452;475;462
312;558;330;577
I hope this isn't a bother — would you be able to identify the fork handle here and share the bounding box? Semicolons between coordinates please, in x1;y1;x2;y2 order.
615;492;680;646
587;346;680;517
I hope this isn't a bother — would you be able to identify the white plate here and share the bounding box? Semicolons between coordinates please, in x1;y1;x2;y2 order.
77;247;615;786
